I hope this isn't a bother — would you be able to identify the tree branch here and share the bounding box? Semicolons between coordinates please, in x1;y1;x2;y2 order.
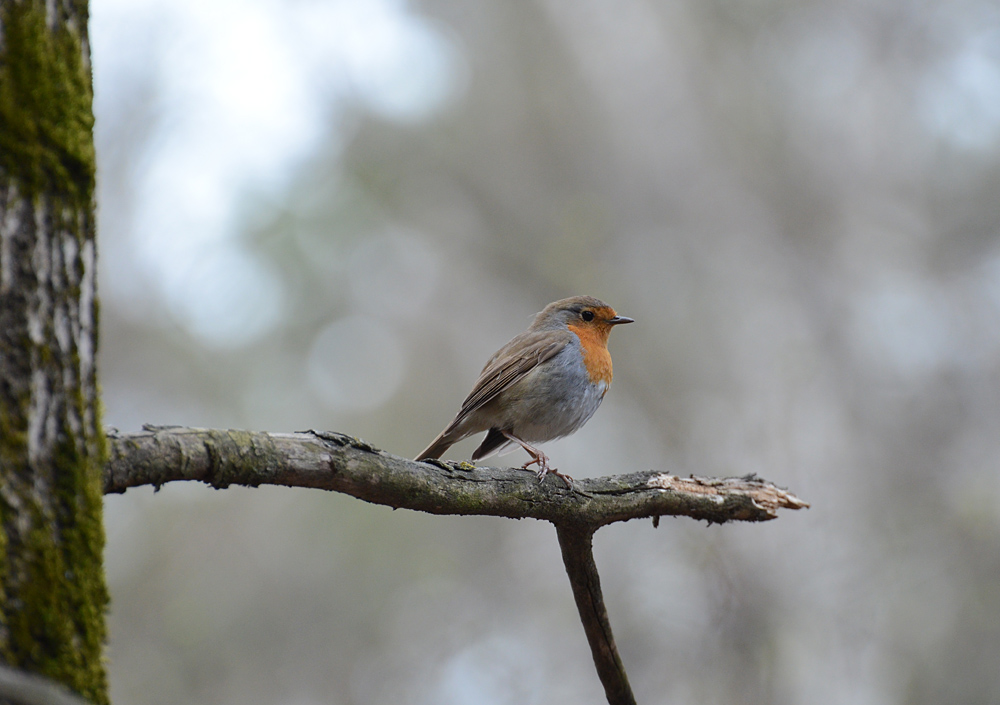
104;426;808;526
556;524;636;705
104;425;808;705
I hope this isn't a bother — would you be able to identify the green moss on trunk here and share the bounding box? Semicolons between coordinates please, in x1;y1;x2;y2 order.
0;0;109;702
1;433;110;703
0;0;96;206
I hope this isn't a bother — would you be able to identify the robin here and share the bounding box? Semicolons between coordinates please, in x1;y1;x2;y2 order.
415;295;633;481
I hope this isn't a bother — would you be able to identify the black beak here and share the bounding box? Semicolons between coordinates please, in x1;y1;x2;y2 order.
608;315;634;325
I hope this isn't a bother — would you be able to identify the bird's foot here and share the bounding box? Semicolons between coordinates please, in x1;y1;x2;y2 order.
522;453;573;487
505;431;574;488
541;467;575;488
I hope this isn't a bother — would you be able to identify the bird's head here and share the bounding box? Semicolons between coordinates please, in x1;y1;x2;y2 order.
533;296;634;341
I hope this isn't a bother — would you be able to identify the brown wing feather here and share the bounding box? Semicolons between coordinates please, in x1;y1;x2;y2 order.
415;330;571;460
453;330;571;425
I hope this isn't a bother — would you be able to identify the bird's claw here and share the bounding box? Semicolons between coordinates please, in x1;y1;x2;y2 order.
521;453;573;488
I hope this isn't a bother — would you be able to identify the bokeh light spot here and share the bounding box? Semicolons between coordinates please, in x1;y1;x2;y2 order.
348;229;441;318
306;315;406;412
168;246;286;348
919;35;1000;150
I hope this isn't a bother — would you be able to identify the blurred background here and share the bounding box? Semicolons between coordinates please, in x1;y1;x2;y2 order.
91;0;1000;702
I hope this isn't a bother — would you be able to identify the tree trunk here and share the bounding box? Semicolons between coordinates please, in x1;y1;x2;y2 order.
0;0;109;702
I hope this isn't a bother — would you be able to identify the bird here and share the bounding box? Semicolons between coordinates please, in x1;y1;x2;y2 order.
415;295;633;481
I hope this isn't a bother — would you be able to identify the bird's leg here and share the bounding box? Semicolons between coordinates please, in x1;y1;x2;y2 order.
500;431;574;486
500;431;549;472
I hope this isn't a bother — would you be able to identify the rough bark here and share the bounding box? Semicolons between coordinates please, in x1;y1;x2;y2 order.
0;0;109;702
105;427;809;525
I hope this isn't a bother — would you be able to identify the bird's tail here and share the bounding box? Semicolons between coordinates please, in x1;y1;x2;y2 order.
415;429;457;461
470;428;510;461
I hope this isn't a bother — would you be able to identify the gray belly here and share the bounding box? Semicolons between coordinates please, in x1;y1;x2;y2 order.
500;344;608;442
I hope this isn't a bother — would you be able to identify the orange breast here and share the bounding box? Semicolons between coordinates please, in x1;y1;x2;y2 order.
567;323;614;388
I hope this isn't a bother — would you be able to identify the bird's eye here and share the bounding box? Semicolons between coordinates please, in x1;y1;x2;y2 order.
581;310;595;322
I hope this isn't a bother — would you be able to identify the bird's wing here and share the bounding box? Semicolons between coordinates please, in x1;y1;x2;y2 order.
452;330;572;424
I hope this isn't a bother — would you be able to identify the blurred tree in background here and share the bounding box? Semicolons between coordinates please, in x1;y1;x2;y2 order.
92;0;1000;703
